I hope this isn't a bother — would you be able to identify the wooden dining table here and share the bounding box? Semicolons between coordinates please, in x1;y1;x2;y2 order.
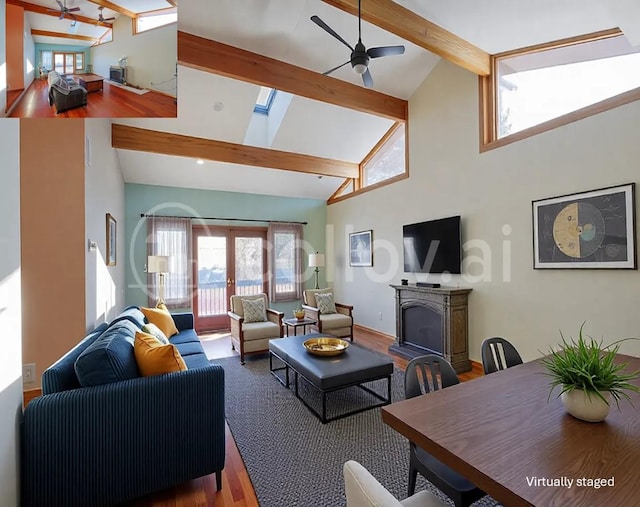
381;355;640;507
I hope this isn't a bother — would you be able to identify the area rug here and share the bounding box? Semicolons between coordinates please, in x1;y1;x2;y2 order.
215;353;502;507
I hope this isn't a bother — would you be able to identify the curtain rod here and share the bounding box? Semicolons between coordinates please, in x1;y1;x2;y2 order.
140;214;308;225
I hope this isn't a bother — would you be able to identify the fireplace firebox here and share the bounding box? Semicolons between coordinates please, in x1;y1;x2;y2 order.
389;284;471;373
109;66;126;84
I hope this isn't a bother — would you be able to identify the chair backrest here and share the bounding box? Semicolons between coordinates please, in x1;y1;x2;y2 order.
481;337;523;374
229;293;268;316
344;460;403;507
405;355;460;400
302;288;333;308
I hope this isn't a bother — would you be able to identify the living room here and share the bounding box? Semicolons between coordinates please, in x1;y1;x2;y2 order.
3;0;177;117
3;0;640;506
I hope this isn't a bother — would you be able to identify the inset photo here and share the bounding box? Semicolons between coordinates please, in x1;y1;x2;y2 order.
4;0;177;118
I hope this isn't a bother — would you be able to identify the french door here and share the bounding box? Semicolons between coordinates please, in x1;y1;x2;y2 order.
192;226;267;332
53;53;75;75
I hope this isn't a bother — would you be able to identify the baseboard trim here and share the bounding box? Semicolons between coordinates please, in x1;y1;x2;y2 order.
23;388;42;407
354;324;483;374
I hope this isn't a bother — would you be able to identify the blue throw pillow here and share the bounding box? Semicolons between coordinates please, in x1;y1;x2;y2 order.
74;320;140;387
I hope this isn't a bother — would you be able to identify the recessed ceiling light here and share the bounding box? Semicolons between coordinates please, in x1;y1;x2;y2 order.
213;102;224;112
196;159;204;165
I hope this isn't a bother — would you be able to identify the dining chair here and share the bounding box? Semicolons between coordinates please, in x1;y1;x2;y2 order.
404;355;485;507
343;460;448;507
481;337;523;375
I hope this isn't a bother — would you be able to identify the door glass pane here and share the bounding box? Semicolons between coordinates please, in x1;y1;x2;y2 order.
235;237;263;296
65;54;74;74
54;54;64;73
197;236;227;317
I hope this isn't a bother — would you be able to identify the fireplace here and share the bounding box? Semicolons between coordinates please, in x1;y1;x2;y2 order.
109;66;126;84
389;284;471;373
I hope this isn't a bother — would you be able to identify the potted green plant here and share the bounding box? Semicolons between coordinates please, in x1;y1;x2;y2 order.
293;307;305;321
541;323;640;422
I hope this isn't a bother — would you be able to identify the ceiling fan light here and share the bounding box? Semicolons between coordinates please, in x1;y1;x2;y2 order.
353;63;367;75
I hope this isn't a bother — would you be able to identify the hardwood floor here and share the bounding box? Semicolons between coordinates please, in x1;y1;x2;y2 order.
6;88;23;113
8;77;177;118
124;326;484;506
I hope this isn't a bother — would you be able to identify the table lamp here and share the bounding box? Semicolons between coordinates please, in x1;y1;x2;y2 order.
148;255;170;306
309;252;325;290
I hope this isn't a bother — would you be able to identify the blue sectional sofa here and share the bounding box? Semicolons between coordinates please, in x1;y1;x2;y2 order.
21;306;225;507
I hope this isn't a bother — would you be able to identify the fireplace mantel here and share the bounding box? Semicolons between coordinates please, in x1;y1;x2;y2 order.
389;284;471;373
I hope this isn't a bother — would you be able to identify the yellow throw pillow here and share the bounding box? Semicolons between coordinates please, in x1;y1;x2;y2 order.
134;332;187;377
140;306;179;338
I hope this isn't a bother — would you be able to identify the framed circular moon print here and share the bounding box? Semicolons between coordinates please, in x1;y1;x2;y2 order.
532;183;636;269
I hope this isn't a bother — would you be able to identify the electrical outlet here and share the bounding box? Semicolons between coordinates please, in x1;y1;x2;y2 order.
378;312;383;320
23;363;36;384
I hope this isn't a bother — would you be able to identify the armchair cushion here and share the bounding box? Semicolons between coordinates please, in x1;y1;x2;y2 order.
242;297;267;323
303;288;333;308
242;321;281;341
315;292;337;314
320;312;352;330
230;293;268;317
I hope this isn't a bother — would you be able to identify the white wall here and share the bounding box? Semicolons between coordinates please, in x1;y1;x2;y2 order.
23;13;35;89
90;16;176;95
0;119;22;506
85;119;126;330
327;59;640;362
1;0;7;115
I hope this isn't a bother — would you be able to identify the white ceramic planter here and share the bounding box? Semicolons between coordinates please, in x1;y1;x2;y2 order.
561;389;611;422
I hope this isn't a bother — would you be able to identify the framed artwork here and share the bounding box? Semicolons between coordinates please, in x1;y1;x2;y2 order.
349;230;373;267
532;183;636;269
106;213;117;266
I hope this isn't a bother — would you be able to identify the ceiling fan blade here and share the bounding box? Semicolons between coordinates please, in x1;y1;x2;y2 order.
310;15;354;52
59;12;65;20
68;7;81;12
55;0;64;9
106;17;115;21
362;68;373;88
322;60;351;76
367;45;406;58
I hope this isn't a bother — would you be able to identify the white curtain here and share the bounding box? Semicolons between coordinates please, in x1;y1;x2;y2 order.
268;222;303;302
147;217;192;308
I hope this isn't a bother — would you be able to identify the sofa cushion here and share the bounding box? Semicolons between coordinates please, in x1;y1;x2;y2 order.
169;329;201;345
242;321;281;341
134;332;187;377
109;305;146;329
183;353;211;369
42;322;109;395
141;306;179;337
174;341;206;357
74;320;140;387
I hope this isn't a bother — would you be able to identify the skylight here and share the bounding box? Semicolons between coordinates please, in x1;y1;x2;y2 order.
254;87;277;115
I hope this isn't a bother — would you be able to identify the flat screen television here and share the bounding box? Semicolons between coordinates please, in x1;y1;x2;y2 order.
403;215;461;274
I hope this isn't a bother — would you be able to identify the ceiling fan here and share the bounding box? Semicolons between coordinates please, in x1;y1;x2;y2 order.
47;0;80;21
97;6;116;24
311;0;405;88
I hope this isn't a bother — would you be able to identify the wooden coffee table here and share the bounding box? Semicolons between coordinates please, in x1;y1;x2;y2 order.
76;74;104;93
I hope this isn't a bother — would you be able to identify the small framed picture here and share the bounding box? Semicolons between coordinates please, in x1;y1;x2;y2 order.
349;230;373;267
532;183;636;269
106;213;117;266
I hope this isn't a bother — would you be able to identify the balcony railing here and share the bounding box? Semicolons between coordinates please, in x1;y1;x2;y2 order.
197;281;294;316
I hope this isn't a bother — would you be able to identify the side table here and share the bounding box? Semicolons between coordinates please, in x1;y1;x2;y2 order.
283;317;317;336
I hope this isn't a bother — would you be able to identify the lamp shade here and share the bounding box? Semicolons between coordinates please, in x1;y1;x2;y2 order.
148;255;170;274
309;253;325;268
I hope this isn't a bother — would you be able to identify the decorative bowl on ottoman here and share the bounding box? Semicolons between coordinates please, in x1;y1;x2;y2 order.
293;309;305;320
304;337;349;356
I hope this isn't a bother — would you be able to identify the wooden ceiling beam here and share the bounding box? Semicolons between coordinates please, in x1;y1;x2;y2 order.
31;29;97;43
86;0;137;19
177;31;408;121
321;0;491;76
166;0;177;6
111;125;360;179
8;0;112;27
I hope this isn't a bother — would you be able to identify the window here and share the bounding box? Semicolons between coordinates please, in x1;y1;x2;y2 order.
268;223;303;302
40;51;52;71
135;8;177;34
75;53;84;71
254;87;277;115
147;217;192;308
362;123;406;186
482;29;640;148
53;52;84;74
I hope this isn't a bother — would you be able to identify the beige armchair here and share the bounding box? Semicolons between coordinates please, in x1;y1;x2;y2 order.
302;288;353;341
228;293;283;364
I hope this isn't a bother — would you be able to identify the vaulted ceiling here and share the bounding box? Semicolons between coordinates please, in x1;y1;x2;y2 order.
12;0;174;46
113;0;640;200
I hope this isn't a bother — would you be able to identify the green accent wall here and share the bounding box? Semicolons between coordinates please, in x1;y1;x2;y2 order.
34;43;91;73
124;184;327;316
